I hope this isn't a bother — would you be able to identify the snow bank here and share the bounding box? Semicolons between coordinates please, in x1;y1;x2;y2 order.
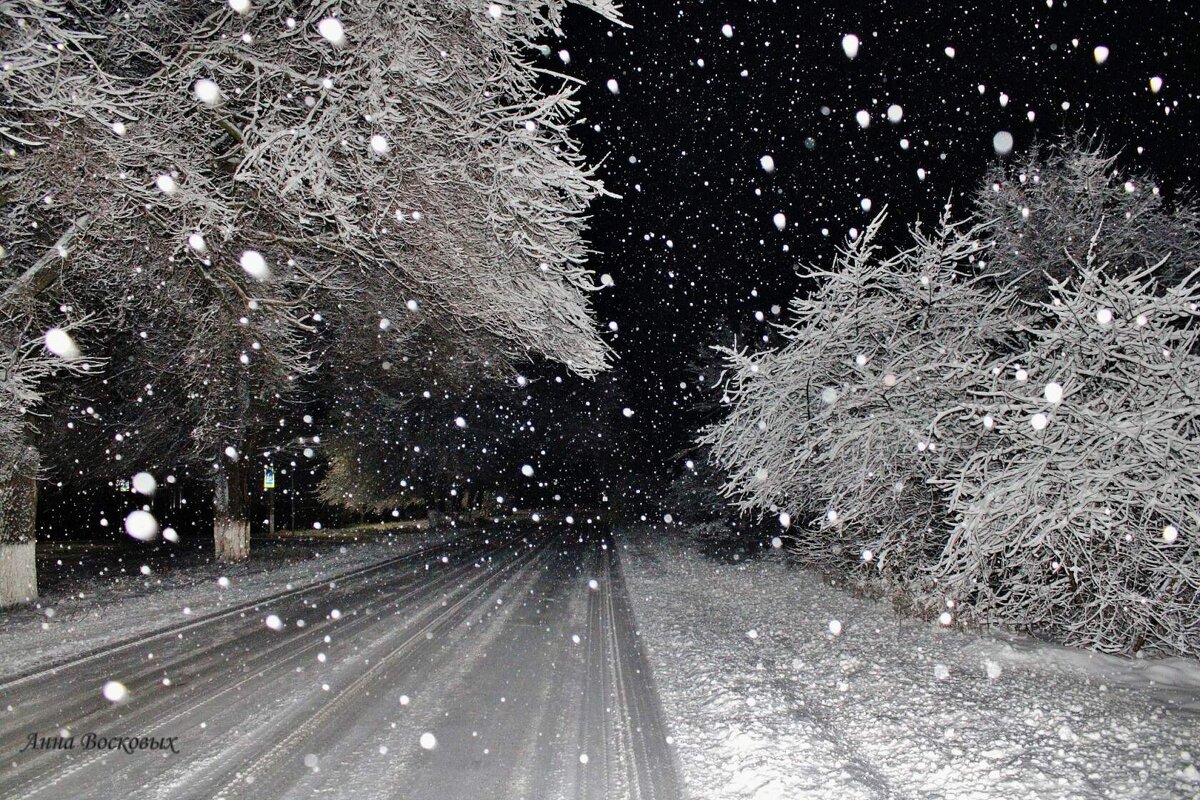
619;528;1200;800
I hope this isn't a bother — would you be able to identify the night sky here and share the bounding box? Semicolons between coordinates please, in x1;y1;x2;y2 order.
547;0;1200;477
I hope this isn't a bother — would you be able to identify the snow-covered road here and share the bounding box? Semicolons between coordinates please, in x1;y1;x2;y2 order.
0;524;681;800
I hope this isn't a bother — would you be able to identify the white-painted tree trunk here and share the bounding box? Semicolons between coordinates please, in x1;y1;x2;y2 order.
213;463;250;562
214;516;249;562
1;470;38;607
0;541;36;607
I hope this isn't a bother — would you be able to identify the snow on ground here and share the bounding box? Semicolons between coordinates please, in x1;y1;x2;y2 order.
0;525;458;677
619;526;1200;800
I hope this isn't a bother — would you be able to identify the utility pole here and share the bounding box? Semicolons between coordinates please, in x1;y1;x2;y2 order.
289;464;296;532
264;465;276;536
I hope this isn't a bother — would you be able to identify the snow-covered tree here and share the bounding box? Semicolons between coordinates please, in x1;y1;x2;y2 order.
2;0;621;571
0;322;96;605
0;223;100;605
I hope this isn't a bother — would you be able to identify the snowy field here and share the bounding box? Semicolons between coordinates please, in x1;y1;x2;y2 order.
0;527;457;678
619;527;1200;800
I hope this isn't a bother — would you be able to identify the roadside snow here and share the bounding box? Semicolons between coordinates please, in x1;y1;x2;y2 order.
619;527;1200;800
0;527;457;678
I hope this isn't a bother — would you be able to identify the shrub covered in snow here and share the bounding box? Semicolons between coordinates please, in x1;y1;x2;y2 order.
933;260;1200;655
975;136;1200;299
701;208;1024;593
704;141;1200;656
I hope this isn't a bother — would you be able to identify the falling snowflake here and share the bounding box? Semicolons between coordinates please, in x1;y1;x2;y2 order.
993;131;1014;156
102;681;128;703
124;510;158;541
841;34;860;59
44;328;80;359
318;17;346;47
132;472;157;495
239;250;270;281
193;79;221;106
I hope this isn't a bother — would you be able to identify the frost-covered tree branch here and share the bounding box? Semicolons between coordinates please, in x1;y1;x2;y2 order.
1;0;621;566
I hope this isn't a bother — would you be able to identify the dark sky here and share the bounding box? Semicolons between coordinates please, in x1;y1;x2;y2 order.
549;0;1200;477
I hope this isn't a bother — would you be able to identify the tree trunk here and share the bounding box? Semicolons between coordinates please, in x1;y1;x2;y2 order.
214;460;249;562
0;472;38;607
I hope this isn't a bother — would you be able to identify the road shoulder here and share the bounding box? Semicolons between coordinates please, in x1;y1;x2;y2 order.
618;525;1200;800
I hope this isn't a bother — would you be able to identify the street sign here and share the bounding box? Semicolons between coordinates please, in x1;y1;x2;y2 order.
116;479;131;493
263;467;275;490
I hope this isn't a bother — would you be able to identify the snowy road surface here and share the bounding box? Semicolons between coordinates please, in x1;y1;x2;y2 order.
0;524;681;800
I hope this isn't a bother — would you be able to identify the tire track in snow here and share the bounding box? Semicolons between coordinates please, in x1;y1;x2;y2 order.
2;526;686;800
575;534;683;800
0;536;466;690
203;535;550;800
0;536;504;800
